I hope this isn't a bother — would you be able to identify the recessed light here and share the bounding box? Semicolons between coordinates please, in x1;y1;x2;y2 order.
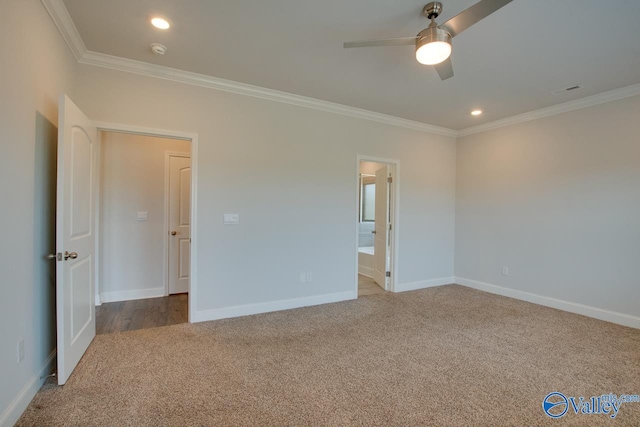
151;17;170;30
471;109;483;116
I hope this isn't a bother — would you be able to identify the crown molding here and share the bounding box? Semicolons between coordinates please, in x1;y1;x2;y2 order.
41;0;456;138
40;0;87;60
458;83;640;137
79;51;458;137
42;0;640;140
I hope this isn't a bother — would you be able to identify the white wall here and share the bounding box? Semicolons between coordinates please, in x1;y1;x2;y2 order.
0;1;77;424
73;65;457;317
456;95;640;324
99;132;190;302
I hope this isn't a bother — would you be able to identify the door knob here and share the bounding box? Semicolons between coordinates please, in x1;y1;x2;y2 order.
371;230;377;234
64;251;78;260
171;231;177;235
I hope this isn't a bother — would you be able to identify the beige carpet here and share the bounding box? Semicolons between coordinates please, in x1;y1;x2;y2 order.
18;285;640;426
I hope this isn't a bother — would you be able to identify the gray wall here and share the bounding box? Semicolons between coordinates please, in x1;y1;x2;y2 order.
456;94;640;318
0;1;77;424
99;132;191;302
74;65;457;315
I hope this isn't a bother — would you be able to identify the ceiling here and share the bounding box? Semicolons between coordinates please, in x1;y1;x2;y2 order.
61;0;640;130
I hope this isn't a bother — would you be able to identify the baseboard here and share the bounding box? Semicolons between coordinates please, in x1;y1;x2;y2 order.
358;266;374;278
0;350;56;427
394;277;454;293
193;290;356;323
100;287;165;303
455;277;640;329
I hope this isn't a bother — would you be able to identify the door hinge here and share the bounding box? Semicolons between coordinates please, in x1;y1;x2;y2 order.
387;176;393;183
388;223;392;231
385;271;391;277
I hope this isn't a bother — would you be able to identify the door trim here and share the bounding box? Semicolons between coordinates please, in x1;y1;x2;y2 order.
355;155;400;295
95;122;199;323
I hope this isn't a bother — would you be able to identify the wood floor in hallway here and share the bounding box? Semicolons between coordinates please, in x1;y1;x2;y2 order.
358;274;386;297
96;294;188;334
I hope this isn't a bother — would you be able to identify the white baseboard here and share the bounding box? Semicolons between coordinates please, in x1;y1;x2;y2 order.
358;266;374;278
100;287;165;303
192;290;356;323
394;277;454;293
0;350;56;427
455;277;640;329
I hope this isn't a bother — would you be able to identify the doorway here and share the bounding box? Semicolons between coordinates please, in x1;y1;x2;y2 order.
356;156;398;297
54;95;199;383
96;131;191;332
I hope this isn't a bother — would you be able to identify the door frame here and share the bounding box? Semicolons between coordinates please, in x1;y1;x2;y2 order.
355;155;400;295
94;122;199;323
164;151;191;296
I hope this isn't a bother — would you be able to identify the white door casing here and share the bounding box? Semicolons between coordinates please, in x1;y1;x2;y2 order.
56;95;97;385
168;154;191;294
373;165;390;290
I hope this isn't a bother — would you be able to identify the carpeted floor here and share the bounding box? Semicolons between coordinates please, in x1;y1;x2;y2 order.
18;285;640;426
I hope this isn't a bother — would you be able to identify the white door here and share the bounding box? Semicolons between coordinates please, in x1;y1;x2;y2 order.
168;155;191;294
373;165;390;289
56;95;97;385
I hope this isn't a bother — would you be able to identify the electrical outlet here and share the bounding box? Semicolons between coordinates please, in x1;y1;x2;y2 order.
306;272;313;282
17;339;24;363
502;266;509;276
299;273;306;283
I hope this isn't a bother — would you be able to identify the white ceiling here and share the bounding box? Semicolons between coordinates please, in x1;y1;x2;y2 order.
61;0;640;130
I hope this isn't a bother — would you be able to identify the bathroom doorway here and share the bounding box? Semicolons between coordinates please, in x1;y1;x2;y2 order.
356;156;398;297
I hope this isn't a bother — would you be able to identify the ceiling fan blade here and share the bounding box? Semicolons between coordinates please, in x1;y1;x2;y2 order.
344;37;417;48
440;0;513;38
434;57;454;80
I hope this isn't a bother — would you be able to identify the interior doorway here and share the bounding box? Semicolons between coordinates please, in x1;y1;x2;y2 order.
96;131;191;332
54;95;199;383
356;156;398;297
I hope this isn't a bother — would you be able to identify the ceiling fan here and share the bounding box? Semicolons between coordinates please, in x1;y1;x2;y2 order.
344;0;513;80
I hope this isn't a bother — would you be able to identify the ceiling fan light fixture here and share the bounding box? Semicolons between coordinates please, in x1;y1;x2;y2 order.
415;27;451;65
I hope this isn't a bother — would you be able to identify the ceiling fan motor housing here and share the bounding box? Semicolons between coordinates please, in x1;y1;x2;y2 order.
423;1;443;20
416;26;451;50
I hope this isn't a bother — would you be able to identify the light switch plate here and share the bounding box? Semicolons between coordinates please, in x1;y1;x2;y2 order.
224;213;239;225
137;211;148;221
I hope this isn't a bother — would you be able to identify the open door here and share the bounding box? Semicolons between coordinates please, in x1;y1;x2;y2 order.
373;165;390;289
55;95;97;385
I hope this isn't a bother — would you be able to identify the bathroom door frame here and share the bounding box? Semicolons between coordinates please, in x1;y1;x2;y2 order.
355;155;399;295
